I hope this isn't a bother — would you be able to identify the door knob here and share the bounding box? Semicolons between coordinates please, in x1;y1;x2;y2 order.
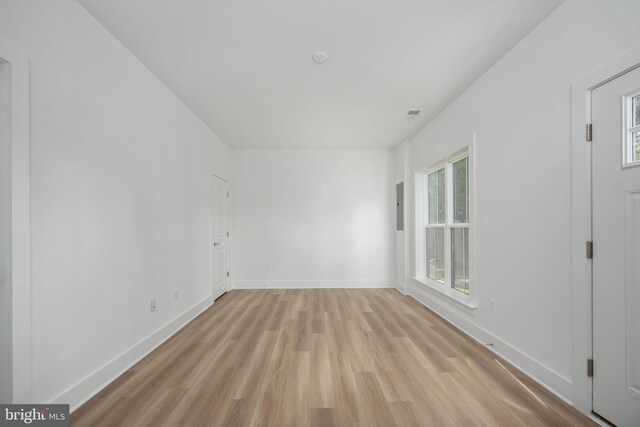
214;242;221;246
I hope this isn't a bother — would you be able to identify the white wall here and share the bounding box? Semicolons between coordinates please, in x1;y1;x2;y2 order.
399;0;640;405
0;0;231;407
232;149;394;288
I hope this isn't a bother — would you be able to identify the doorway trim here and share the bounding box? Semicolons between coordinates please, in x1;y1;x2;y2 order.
571;43;640;416
0;38;31;403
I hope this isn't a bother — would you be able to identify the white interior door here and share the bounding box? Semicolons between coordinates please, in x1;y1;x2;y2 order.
592;65;640;427
211;175;230;301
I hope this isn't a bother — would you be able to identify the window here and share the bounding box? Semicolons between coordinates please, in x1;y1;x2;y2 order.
414;137;475;308
425;154;470;294
624;92;640;167
425;168;445;282
451;157;469;294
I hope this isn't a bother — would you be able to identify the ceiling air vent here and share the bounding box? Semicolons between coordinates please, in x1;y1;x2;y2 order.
406;109;422;119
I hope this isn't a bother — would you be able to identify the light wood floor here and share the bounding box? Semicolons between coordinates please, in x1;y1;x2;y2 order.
72;289;594;426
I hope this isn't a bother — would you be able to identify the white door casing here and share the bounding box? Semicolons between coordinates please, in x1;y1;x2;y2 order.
592;66;640;427
0;49;11;405
211;175;229;301
0;39;31;404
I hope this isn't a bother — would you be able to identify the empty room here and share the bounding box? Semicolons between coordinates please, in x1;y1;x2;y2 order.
1;0;640;426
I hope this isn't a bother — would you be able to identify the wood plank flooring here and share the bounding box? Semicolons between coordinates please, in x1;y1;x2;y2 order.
71;289;595;426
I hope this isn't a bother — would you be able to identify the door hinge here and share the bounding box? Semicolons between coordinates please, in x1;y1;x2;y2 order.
226;271;229;277
226;191;229;197
587;359;593;377
586;241;593;259
586;123;592;141
227;231;229;237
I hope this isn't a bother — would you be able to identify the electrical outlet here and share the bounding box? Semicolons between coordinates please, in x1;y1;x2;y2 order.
266;262;272;270
489;297;497;313
173;289;179;300
150;298;157;312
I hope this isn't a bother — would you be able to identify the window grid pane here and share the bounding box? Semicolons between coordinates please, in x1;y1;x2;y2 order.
634;130;640;162
634;95;640;127
427;168;445;224
452;157;468;223
426;228;445;283
451;227;469;295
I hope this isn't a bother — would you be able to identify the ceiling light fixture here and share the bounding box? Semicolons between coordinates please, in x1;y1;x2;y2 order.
312;51;329;64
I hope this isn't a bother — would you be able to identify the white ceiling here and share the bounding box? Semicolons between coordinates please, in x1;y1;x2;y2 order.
77;0;563;149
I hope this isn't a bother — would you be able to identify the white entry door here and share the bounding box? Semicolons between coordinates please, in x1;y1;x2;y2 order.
592;65;640;427
211;176;230;301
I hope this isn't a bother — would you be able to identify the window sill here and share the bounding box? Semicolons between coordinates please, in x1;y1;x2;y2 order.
410;276;478;312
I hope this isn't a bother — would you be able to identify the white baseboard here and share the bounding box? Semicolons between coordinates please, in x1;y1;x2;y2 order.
50;295;214;412
232;279;394;289
408;280;574;405
394;281;407;294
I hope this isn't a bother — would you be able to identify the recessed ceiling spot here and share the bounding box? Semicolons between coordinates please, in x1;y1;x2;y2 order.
312;51;329;64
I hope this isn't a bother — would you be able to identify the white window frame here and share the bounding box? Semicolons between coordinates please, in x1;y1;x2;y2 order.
413;134;476;310
622;89;640;168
